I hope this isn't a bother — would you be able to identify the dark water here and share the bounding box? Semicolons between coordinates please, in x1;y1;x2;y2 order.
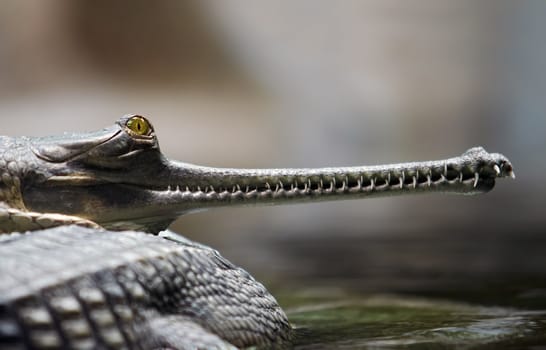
254;228;546;349
275;288;546;349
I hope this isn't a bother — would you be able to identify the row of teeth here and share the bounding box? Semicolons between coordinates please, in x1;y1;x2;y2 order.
164;164;508;196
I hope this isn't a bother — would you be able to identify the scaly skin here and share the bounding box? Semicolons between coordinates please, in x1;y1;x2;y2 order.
0;115;514;233
0;115;514;349
0;227;291;349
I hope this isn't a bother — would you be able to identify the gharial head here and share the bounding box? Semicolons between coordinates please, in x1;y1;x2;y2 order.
21;114;190;232
9;114;514;234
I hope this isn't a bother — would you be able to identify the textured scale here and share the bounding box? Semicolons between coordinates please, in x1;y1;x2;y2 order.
0;137;29;211
0;227;292;349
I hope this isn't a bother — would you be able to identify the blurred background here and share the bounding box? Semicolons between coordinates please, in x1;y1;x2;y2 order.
1;1;544;297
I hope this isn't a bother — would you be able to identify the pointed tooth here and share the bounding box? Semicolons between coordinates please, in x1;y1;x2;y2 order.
493;164;501;175
509;170;516;179
412;176;417;188
473;172;479;187
399;177;403;189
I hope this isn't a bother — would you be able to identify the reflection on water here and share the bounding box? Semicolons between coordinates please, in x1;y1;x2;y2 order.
277;291;546;349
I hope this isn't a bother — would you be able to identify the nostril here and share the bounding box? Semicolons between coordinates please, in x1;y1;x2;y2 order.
505;164;516;179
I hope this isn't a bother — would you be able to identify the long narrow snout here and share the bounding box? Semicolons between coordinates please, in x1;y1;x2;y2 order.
154;146;514;209
80;146;513;232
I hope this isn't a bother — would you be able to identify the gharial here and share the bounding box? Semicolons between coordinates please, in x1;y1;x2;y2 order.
0;115;514;349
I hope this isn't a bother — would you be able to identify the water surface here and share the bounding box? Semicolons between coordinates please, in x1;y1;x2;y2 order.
275;288;546;349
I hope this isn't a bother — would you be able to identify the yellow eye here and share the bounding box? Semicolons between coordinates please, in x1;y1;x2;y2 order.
126;116;151;136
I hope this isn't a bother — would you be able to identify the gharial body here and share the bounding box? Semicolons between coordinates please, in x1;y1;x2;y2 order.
0;115;514;349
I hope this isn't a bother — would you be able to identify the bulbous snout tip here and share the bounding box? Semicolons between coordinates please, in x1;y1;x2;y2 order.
463;147;514;181
490;153;515;180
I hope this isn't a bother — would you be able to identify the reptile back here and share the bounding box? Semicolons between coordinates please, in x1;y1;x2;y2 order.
0;227;291;349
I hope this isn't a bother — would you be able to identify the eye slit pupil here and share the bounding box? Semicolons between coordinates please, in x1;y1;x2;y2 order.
126;116;150;135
